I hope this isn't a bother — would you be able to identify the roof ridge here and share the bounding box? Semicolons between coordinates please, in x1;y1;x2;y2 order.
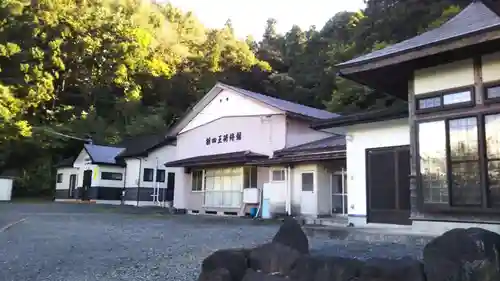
217;82;338;117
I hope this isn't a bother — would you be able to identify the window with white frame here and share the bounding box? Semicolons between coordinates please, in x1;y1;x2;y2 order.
204;168;242;208
271;169;285;181
192;170;203;191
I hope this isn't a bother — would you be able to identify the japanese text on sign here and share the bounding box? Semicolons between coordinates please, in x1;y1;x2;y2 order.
206;132;242;145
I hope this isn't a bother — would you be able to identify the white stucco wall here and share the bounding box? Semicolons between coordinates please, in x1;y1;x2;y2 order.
481;51;500;83
71;148;125;188
122;144;185;207
97;166;125;188
72;149;92;187
73;149;91;169
286;119;333;148
266;163;333;217
143;145;184;208
55;167;78;190
176;114;287;159
132;145;182;189
0;178;13;201
346;118;410;217
414;59;474;95
413;52;500;93
124;158;141;188
180;89;280;134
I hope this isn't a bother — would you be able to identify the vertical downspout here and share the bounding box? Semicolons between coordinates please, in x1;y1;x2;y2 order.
341;168;346;216
285;166;289;215
121;160;127;205
154;157;158;205
137;158;142;207
287;165;292;216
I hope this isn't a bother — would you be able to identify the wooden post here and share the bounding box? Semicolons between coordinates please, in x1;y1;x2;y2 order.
474;56;489;208
474;56;484;105
408;75;420;218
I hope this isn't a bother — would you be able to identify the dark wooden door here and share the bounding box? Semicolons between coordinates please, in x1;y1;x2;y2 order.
166;172;175;202
81;170;93;201
69;174;77;198
366;145;411;225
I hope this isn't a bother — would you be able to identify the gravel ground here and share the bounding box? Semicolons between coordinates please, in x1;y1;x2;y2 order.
0;203;426;281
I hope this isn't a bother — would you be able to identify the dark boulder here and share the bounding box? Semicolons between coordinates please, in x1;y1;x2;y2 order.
248;242;301;276
241;269;289;281
198;268;232;281
359;258;425;281
289;255;363;281
199;248;250;281
272;217;309;254
423;227;500;281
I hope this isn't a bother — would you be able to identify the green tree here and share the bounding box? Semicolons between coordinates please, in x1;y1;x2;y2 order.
0;0;271;197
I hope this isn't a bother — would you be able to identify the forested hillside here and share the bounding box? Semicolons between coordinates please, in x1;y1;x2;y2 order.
0;0;471;196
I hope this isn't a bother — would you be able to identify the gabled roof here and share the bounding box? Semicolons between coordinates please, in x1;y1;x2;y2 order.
274;135;346;155
339;0;500;69
252;151;346;166
252;136;346;166
164;151;269;168
84;144;126;166
116;134;176;159
168;83;339;136
312;105;409;130
54;157;75;168
219;83;339;120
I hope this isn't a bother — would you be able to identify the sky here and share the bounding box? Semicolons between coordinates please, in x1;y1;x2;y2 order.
166;0;366;40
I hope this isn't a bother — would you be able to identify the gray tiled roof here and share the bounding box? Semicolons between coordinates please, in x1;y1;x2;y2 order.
164;151;269;167
220;83;340;120
116;134;172;158
339;1;500;67
54;157;75;168
275;135;346;155
312;104;409;129
84;144;125;165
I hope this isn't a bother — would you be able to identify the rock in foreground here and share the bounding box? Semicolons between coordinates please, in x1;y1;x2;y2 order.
272;217;309;254
242;269;289;281
198;248;249;281
197;217;431;281
248;242;301;276
289;255;363;281
423;227;500;281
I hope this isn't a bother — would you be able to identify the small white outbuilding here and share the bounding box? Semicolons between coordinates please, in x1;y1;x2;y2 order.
0;170;16;201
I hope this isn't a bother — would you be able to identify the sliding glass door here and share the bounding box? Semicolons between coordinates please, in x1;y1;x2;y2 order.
204;168;243;208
